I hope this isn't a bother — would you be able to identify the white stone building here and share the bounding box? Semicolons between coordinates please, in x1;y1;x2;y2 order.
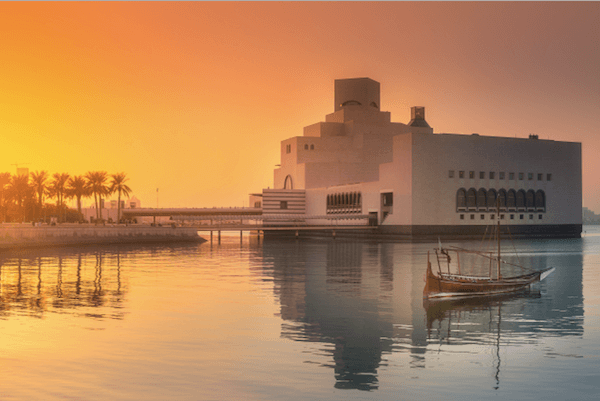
261;77;582;238
81;195;142;223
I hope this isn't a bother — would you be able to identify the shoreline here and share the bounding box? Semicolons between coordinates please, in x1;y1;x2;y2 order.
0;224;206;250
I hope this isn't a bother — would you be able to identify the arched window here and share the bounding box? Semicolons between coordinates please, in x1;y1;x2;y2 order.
456;188;467;210
497;189;507;209
526;190;535;210
304;144;308;150
467;188;477;210
516;190;526;209
284;175;293;189
327;195;330;207
477;188;487;209
310;144;314;150
507;189;516;209
345;193;349;206
535;190;545;211
357;193;362;206
487;189;497;209
341;100;362;107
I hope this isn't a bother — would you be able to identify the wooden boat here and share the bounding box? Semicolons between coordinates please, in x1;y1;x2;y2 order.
423;211;555;300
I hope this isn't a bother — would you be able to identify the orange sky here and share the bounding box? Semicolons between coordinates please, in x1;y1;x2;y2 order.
1;2;599;211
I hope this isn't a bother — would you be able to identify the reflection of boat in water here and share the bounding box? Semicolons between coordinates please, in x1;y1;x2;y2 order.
424;208;554;299
422;291;538;390
423;289;540;331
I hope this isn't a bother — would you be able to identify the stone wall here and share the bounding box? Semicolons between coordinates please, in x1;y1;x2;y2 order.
0;225;204;250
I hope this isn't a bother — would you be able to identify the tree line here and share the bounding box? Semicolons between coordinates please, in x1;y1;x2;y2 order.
0;171;132;224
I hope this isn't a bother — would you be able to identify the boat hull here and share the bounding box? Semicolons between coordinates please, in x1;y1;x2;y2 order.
424;263;555;299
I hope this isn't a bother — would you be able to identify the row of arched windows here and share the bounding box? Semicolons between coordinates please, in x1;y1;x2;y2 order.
327;192;362;214
457;188;546;212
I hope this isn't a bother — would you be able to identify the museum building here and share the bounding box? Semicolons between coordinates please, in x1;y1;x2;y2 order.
256;77;582;238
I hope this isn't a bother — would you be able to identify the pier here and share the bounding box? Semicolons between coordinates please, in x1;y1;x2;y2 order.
195;224;376;244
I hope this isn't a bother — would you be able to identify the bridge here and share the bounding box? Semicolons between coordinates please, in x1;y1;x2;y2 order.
121;207;262;218
120;207;374;243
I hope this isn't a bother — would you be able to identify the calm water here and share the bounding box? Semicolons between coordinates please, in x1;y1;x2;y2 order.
1;227;599;400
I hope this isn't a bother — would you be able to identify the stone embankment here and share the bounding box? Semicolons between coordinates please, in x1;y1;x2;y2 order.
0;224;205;250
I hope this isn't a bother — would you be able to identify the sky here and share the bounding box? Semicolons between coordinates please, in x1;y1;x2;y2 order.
1;2;599;211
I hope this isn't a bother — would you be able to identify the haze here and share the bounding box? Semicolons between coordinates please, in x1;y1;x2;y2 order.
1;2;598;211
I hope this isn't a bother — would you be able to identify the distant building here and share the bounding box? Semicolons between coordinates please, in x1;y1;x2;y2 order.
256;77;582;238
81;195;141;223
582;207;600;224
16;167;29;177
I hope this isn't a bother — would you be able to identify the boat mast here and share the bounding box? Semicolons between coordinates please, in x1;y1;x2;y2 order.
497;200;502;279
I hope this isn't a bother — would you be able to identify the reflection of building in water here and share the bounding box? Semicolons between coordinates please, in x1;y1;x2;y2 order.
0;249;128;319
264;241;408;390
262;240;584;390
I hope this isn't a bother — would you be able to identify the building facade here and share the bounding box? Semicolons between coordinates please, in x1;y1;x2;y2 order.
264;78;582;238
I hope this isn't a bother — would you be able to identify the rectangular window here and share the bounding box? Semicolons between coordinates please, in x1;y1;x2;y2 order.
382;192;393;206
280;201;288;209
481;214;485;220
529;214;533;219
519;173;524;180
470;214;475;220
528;173;533;180
469;171;475;179
285;144;291;154
499;172;505;180
449;170;454;178
500;214;504;220
520;214;524;220
460;214;464;220
510;214;514;220
459;171;465;178
509;172;515;180
480;171;485;179
490;214;495;219
537;173;543;181
539;214;543;220
489;172;495;179
547;173;552;181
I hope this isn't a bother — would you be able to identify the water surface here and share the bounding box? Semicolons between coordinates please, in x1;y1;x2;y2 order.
1;228;599;400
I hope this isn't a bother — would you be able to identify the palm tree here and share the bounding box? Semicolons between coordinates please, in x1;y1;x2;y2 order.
85;171;110;222
30;170;49;221
7;173;31;222
110;173;132;223
0;172;10;222
49;173;70;223
67;175;90;222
